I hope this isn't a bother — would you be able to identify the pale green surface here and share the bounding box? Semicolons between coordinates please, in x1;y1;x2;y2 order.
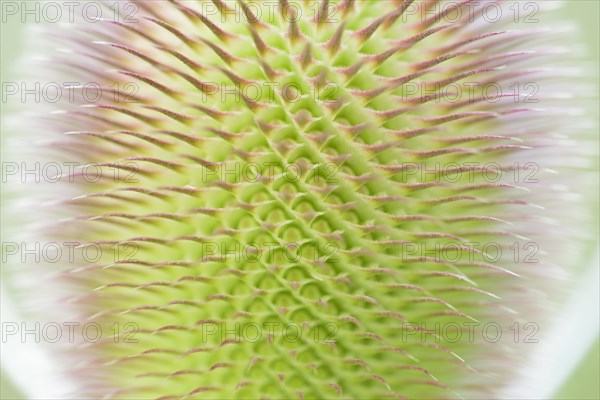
0;371;21;400
555;3;600;397
555;338;600;400
556;4;600;398
0;5;25;399
0;2;598;399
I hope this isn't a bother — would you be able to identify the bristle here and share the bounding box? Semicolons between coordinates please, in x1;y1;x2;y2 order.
6;1;594;399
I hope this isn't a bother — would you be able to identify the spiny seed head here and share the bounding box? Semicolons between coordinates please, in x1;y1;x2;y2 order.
5;1;595;399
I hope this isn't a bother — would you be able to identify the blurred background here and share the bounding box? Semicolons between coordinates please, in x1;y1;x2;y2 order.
1;1;598;399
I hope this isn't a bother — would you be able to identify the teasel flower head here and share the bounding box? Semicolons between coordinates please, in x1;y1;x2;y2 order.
2;1;597;399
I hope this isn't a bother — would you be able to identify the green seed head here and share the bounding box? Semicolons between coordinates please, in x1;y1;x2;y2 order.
4;1;596;399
